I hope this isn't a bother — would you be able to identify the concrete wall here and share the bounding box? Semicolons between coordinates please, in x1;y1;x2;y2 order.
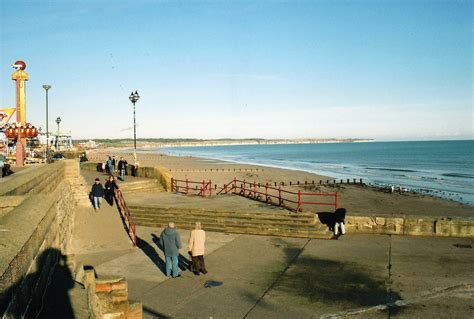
82;162;173;192
345;215;474;238
0;160;79;318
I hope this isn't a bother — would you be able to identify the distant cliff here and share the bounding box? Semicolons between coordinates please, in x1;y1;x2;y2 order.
74;138;373;148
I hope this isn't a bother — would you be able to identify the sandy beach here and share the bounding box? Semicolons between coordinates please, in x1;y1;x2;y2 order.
87;149;473;217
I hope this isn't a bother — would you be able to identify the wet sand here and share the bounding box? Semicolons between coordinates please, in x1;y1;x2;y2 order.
87;149;473;217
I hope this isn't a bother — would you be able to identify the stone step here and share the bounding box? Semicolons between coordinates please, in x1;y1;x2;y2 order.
132;213;315;226
135;221;331;239
130;209;315;222
133;217;322;231
121;186;161;193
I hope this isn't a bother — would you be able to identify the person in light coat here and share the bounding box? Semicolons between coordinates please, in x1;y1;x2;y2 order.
188;222;208;275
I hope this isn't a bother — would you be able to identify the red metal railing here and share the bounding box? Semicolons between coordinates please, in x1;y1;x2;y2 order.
172;177;338;212
217;179;338;212
114;188;137;246
171;177;213;197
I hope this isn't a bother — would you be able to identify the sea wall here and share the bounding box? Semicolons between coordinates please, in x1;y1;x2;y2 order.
345;215;474;238
81;162;173;192
0;160;79;318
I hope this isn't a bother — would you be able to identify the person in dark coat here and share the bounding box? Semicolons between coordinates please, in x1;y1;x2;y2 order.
160;222;182;278
118;157;128;178
104;175;118;206
90;178;105;210
334;208;346;236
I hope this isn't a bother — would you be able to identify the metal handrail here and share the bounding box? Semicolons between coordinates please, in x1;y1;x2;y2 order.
171;177;212;197
114;188;137;246
170;176;338;211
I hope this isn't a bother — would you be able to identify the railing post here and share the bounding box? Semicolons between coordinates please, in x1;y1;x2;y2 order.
278;186;282;206
253;181;256;198
265;183;268;202
202;180;205;197
335;192;339;209
209;180;212;196
233;177;236;192
171;177;174;192
186;176;189;194
297;190;301;212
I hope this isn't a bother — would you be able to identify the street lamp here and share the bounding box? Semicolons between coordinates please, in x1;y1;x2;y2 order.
42;85;51;159
55;116;61;150
128;91;140;160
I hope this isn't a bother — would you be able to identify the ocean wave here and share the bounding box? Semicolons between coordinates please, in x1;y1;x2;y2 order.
442;173;474;179
366;167;418;173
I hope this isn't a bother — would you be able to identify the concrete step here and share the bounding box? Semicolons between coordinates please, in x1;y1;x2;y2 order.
135;221;332;239
132;214;315;226
133;217;323;231
129;206;314;219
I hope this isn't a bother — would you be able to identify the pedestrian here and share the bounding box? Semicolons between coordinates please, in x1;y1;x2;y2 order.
188;222;208;275
333;208;346;236
90;178;104;210
118;157;128;178
131;159;140;177
112;155;117;173
106;156;113;175
104;175;118;206
160;222;182;278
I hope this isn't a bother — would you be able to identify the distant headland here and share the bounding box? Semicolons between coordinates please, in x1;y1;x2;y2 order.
75;138;373;148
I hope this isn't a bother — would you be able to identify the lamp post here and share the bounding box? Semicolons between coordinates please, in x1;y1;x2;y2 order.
128;91;140;160
42;85;51;159
55;116;61;151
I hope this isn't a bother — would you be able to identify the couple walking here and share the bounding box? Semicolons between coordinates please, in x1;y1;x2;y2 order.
160;222;208;278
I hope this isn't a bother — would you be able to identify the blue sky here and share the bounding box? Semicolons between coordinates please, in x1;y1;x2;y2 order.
1;0;472;140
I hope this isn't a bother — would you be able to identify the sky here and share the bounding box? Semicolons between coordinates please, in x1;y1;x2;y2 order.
0;0;472;140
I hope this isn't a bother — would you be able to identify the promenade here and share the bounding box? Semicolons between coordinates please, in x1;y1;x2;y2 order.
52;169;474;318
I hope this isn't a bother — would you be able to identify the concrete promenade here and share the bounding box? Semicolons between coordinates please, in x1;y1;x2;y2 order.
59;169;473;318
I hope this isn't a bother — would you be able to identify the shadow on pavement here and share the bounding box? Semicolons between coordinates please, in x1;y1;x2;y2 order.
136;236;167;275
143;305;171;319
151;234;190;271
278;246;403;316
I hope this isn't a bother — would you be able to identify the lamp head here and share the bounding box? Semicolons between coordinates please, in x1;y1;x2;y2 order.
56;117;61;124
42;85;51;91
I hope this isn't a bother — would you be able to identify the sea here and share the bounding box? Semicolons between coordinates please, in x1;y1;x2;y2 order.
155;140;474;206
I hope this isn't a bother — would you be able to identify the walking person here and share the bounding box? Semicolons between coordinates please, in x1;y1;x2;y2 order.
90;178;104;210
105;156;112;175
160;222;182;278
112;155;117;173
104;175;118;206
188;222;208;275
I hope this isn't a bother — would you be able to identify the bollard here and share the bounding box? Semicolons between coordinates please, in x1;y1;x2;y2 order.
319;180;322;185
290;181;292;186
297;181;300;185
312;180;314;185
326;180;329;184
305;181;307;185
360;178;363;184
333;180;336;184
347;179;350;184
282;182;285;186
215;184;217;190
274;182;277;187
